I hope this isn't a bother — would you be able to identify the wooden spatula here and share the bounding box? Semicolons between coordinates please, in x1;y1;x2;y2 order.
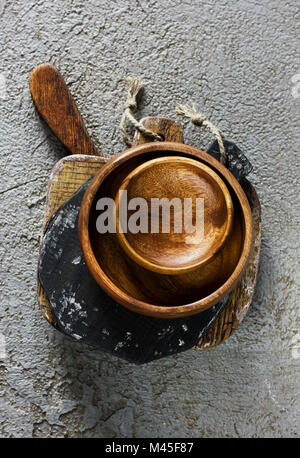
30;63;101;156
30;63;106;326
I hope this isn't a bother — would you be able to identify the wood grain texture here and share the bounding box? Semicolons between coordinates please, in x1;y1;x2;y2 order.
196;179;261;348
30;63;100;156
38;181;230;364
79;141;253;318
115;156;234;275
132;117;184;145
36;116;260;345
37;155;260;348
37;155;107;328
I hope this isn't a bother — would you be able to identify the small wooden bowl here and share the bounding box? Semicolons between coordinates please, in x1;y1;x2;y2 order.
115;156;234;275
78;142;253;318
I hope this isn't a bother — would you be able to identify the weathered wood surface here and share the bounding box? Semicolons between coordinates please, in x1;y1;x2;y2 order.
37;155;106;327
132;117;184;145
196;179;261;348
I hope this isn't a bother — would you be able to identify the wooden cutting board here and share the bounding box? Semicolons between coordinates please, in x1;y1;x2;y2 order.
37;153;261;351
32;63;261;354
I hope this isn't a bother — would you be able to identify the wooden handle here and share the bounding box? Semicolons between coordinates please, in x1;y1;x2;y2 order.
132;117;183;145
30;63;100;156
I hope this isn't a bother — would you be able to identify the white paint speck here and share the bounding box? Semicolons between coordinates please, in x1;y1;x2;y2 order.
72;255;81;265
114;341;125;351
157;326;172;337
72;333;82;340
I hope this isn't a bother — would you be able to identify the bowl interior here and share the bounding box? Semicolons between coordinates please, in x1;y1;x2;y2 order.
87;148;246;308
115;156;234;274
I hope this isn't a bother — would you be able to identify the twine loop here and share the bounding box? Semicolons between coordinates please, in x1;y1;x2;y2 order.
119;78;226;165
120;76;163;147
175;102;226;164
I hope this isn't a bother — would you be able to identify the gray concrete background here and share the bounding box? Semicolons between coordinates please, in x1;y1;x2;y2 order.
0;0;299;438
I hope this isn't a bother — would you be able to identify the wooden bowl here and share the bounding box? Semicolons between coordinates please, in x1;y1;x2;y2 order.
115;156;234;275
78;142;253;318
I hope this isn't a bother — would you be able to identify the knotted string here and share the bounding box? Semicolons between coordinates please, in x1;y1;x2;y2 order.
119;78;226;164
175;102;226;164
120;77;163;147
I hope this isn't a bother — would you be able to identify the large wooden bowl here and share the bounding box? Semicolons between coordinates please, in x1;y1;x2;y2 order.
78;142;253;318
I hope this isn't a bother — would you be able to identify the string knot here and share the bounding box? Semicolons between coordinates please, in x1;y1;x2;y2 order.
120;76;163;146
176;103;206;125
123;97;137;111
175;102;226;165
191;113;207;125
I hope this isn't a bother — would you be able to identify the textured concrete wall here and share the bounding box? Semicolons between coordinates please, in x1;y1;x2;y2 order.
0;0;299;438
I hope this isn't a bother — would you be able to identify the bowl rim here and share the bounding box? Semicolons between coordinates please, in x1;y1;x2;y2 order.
78;142;253;318
114;155;234;275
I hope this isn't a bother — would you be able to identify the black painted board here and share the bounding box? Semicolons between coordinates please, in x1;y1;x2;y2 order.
206;140;253;181
38;179;229;364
